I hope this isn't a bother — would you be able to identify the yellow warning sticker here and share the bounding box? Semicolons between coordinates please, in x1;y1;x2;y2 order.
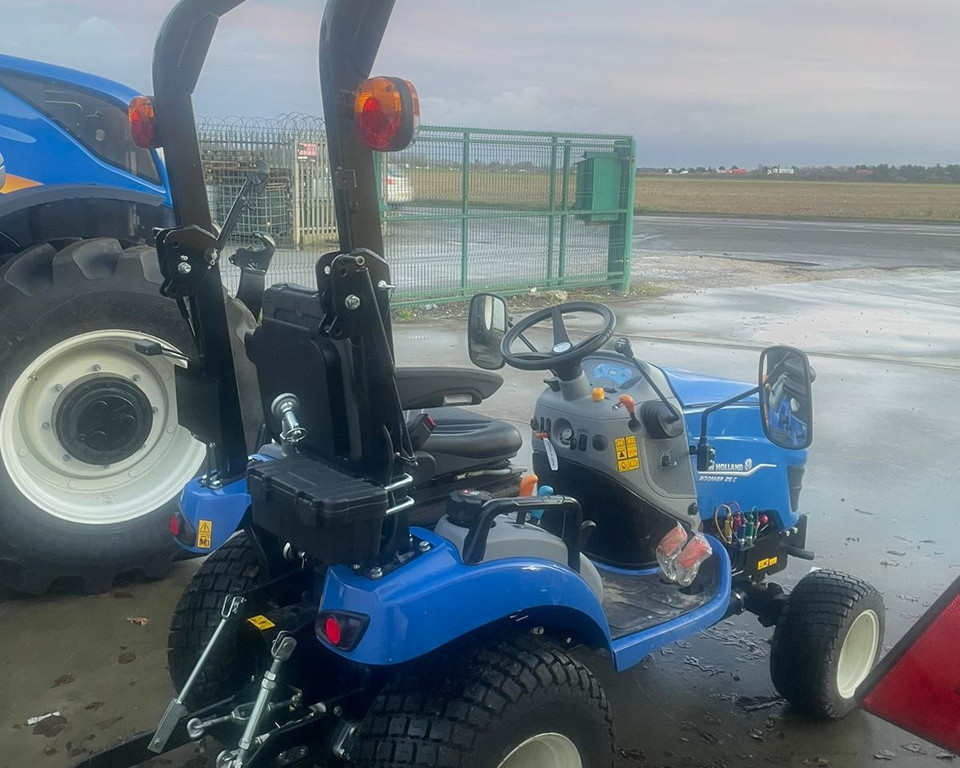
757;556;779;571
196;519;213;549
614;436;640;471
247;615;276;630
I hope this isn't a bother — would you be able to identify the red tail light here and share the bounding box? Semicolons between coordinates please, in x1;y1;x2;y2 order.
317;610;369;651
354;77;419;151
859;576;960;753
129;95;159;148
168;514;181;537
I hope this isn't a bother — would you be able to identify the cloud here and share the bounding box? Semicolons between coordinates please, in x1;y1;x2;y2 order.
2;0;959;166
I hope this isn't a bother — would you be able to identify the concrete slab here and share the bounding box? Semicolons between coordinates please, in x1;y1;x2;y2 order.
4;269;958;767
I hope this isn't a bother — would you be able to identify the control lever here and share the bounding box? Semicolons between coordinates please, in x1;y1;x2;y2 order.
135;339;191;362
216;160;270;253
614;337;683;425
149;595;246;753
271;393;307;444
616;394;641;432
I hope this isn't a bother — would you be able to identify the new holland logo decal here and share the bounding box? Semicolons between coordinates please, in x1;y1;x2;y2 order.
698;457;776;482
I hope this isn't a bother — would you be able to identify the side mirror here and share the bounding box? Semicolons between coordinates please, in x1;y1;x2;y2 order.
759;345;813;450
467;293;508;370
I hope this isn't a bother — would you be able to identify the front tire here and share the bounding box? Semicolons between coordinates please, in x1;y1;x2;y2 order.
352;632;615;768
770;569;885;718
0;238;258;593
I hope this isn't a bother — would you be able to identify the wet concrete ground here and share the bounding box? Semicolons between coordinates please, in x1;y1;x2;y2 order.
3;267;959;767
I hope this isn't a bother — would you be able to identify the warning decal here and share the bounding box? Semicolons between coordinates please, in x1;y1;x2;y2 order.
196;519;213;549
615;435;640;472
247;615;276;630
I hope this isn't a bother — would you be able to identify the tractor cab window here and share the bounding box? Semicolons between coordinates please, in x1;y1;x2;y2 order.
0;70;161;185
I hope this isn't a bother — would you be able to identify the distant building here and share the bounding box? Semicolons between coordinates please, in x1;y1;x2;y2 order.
767;166;795;175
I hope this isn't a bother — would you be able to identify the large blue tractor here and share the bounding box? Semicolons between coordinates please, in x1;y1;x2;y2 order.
0;55;258;593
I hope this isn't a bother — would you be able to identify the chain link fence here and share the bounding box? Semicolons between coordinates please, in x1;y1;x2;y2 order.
199;117;635;303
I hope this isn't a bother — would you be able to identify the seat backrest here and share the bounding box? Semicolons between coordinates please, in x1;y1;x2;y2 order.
247;283;350;462
247;251;412;486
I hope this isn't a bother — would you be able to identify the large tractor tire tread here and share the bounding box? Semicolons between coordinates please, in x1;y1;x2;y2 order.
353;630;615;768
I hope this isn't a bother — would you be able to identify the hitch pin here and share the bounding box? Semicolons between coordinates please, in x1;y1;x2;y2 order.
148;595;246;754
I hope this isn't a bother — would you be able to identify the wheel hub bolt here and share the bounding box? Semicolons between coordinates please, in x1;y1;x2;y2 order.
42;422;50;430
62;454;70;462
92;364;101;372
54;384;63;392
132;374;141;383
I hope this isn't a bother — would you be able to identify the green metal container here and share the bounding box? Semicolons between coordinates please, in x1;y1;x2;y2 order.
575;152;621;223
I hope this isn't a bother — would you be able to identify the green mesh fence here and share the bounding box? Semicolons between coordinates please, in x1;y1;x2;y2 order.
198;118;635;303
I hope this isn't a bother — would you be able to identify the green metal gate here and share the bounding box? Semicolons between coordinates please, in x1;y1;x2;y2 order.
199;118;636;304
381;126;636;305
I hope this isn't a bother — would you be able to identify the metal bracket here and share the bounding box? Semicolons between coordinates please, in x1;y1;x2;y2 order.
156;225;219;300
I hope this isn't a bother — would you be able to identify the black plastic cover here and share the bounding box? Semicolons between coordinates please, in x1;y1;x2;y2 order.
248;457;387;565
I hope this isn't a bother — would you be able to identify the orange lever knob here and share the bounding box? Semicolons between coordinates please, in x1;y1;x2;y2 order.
618;394;636;416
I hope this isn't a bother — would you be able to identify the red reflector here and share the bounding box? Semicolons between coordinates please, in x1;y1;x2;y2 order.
425;414;436;429
168;514;181;537
860;577;960;754
324;615;343;646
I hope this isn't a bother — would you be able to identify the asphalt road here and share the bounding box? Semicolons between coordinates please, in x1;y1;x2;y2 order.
3;229;959;767
222;214;960;296
633;215;960;271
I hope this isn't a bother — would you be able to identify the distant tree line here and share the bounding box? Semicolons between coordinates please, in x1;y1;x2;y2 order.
637;164;960;183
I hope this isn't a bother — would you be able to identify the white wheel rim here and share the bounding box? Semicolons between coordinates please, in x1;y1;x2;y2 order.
498;733;582;768
836;609;880;699
0;329;206;525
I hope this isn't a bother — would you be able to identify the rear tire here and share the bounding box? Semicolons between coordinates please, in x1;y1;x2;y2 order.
352;631;615;768
770;569;885;719
0;238;259;593
167;532;267;708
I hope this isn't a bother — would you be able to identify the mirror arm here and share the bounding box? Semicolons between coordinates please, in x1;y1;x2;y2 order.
517;332;538;354
504;316;538;354
694;385;760;471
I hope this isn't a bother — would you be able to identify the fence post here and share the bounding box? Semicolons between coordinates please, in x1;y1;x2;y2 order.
607;137;637;292
460;130;470;298
558;141;572;282
546;134;559;284
291;132;302;248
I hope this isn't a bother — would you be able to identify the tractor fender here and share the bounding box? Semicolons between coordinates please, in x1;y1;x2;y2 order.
172;469;276;555
318;528;612;666
0;184;172;255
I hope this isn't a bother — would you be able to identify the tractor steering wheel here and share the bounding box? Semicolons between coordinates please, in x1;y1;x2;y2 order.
500;301;616;376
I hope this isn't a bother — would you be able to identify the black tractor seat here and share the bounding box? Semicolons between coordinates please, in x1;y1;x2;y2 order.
410;406;522;479
395;367;504;410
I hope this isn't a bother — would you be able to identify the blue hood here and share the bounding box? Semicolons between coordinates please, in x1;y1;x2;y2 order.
660;366;755;408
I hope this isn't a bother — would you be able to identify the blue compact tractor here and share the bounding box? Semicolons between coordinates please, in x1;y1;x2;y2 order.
76;1;885;767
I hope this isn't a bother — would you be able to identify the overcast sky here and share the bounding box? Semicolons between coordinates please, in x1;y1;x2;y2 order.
4;0;960;167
